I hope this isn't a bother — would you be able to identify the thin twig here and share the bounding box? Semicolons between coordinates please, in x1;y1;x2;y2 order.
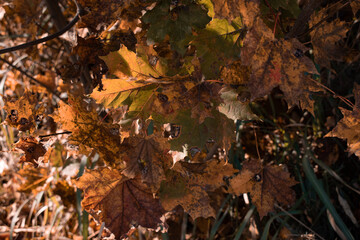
308;78;354;109
0;1;84;54
38;131;72;138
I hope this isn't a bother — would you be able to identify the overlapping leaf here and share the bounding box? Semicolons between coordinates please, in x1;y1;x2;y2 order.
121;134;172;191
51;96;123;167
160;159;237;219
74;168;165;239
326;84;360;157
228;158;297;218
239;1;322;114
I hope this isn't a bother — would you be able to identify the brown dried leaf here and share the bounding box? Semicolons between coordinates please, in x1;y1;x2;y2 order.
309;9;349;68
122;134;172;191
73;168;165;239
3;92;45;132
228;159;297;219
325;83;360;157
14;136;46;167
241;18;321;114
212;0;242;22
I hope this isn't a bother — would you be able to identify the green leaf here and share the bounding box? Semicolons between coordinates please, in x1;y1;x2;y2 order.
190;18;241;78
268;0;300;18
170;109;235;151
142;0;211;54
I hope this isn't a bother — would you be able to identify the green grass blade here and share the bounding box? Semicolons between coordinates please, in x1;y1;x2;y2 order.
260;210;301;240
302;153;354;240
308;151;360;195
233;204;255;240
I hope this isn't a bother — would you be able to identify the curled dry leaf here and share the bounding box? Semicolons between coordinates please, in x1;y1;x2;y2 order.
73;167;165;239
160;159;237;220
228;159;297;219
122;134;172;192
14;136;46;167
3;91;45;132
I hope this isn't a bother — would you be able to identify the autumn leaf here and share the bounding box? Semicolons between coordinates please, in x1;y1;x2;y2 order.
228;158;297;219
14;136;46;167
309;7;349;69
73;167;165;239
51;96;124;168
240;6;322;114
3;91;45;132
325;84;360;157
190;18;241;78
101;45;165;79
122;134;172;191
90;78;152;108
160;159;237;220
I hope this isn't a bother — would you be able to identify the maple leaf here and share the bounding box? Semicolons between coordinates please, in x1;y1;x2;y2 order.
3;92;45;132
325;84;360;157
239;2;322;114
228;159;297;219
142;0;211;54
122;134;172;191
14;136;46;167
190;18;241;78
51;96;124;168
169;108;235;152
160;159;237;220
73;167;165;239
101;45;165;79
90;78;152;108
309;8;349;69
